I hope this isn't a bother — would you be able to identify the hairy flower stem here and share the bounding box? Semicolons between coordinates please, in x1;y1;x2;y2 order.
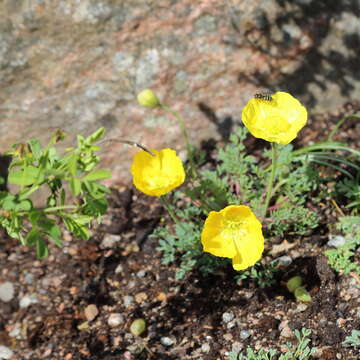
160;105;198;180
262;143;279;221
159;195;180;225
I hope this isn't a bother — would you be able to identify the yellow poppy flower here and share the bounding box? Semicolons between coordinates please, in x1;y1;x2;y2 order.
242;92;307;145
131;148;185;197
201;205;264;270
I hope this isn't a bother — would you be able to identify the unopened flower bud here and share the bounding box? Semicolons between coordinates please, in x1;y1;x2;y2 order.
137;89;160;108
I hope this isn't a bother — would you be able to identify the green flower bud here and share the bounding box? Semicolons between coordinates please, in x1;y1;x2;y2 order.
137;89;160;108
130;318;146;336
294;286;312;302
286;276;303;293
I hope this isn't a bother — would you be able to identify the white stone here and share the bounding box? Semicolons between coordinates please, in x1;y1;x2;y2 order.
100;234;122;249
108;313;124;327
0;282;14;302
0;346;13;360
19;295;38;308
160;336;175;347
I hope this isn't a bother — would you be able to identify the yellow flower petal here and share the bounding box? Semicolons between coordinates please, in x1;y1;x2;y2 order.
131;148;185;197
242;92;307;145
201;205;264;270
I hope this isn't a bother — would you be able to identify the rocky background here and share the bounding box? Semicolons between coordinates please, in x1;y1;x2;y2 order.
1;0;359;185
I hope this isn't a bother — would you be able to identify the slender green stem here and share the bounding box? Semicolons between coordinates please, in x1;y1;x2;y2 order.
43;205;78;213
262;143;279;221
159;195;179;225
160;104;198;179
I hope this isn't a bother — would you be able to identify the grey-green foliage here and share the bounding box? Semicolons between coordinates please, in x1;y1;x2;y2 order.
229;328;316;360
325;216;360;275
336;177;360;212
155;127;321;279
343;330;360;348
0;128;110;258
235;262;279;288
155;201;228;280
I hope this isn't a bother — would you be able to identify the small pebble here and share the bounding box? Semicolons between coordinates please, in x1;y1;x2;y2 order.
222;311;235;323
231;341;243;353
0;345;14;360
160;336;175;346
100;234;122;249
274;255;292;267
223;333;233;341
135;292;148;303
327;235;346;247
296;303;308;312
201;343;210;353
240;329;251;340
136;270;146;278
0;282;15;302
84;304;99;321
123;295;134;307
0;281;15;302
9;324;21;338
108;313;124;327
226;320;236;329
24;273;34;284
115;264;123;274
19;295;38;308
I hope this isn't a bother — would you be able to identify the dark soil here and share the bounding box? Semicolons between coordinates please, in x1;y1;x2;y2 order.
1;103;360;360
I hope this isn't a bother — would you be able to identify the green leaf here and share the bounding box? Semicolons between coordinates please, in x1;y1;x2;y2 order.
69;177;81;196
87;127;105;143
8;166;42;186
36;237;48;258
26;228;41;246
29;210;42;225
37;216;63;248
67;153;78;175
83;198;108;216
83;181;110;199
14;199;33;212
64;216;90;240
47;223;63;247
1;194;16;210
82;169;112;182
28;139;42;159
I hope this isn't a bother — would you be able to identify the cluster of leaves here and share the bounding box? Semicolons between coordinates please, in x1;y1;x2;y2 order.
325;216;360;275
0;128;111;258
228;328;316;360
336;176;360;212
343;330;360;348
155;127;322;279
154;198;228;280
235;262;279;288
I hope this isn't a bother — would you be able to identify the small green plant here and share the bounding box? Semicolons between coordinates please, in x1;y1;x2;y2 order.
325;216;360;275
336;177;360;212
0;128;111;258
154;126;321;279
286;276;312;302
229;328;316;360
235;262;279;288
343;330;360;348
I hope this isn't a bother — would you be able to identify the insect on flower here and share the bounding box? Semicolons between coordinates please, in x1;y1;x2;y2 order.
254;93;273;101
242;91;308;145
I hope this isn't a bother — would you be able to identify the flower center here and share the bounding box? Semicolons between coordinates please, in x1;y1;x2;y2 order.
222;219;248;239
